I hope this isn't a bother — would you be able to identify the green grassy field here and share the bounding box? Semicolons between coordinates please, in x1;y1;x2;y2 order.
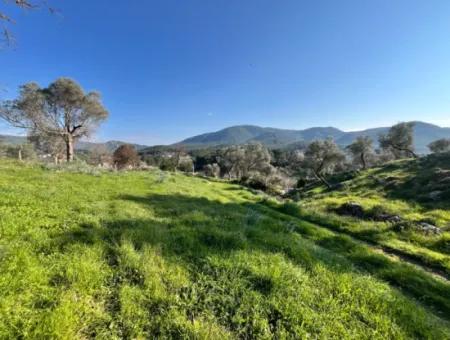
0;160;449;339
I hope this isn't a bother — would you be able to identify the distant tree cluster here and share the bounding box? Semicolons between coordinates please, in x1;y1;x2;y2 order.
428;138;450;153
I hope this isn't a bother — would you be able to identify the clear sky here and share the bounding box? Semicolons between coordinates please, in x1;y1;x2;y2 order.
1;0;450;145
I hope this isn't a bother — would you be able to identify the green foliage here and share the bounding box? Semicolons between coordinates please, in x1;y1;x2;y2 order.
0;159;448;338
428;139;450;153
379;122;417;158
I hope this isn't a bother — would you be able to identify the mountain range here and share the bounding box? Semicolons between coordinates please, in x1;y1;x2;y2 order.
1;121;449;154
0;135;148;153
177;121;450;154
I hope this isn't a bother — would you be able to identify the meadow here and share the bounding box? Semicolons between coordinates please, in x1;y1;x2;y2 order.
0;159;449;339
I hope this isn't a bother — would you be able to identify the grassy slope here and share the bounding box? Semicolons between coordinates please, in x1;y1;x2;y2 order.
0;160;449;339
299;153;450;277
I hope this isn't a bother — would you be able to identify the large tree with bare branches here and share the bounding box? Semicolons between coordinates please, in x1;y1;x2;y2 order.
0;78;109;161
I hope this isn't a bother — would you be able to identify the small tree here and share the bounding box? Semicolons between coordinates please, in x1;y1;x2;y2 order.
177;154;194;173
217;143;271;180
113;144;139;169
0;78;109;162
217;145;245;179
379;122;417;159
428;138;450;153
345;136;374;169
204;163;221;178
304;139;345;188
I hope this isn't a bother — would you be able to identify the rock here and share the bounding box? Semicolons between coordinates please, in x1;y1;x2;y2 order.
428;191;442;201
335;202;365;218
374;214;402;223
416;222;442;235
385;176;399;182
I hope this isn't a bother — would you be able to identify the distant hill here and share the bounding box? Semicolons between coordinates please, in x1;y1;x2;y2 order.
175;122;450;153
0;135;148;153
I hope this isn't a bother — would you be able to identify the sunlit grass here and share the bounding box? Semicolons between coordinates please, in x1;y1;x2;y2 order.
0;160;449;338
299;154;450;276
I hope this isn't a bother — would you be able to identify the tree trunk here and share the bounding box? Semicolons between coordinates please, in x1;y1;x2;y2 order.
66;135;74;162
18;146;22;161
408;149;418;158
360;153;366;170
314;169;331;189
54;155;59;165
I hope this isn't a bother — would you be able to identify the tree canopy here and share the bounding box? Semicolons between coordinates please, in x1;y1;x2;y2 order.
0;78;109;161
346;136;374;169
379;122;417;158
304;139;345;188
428;138;450;154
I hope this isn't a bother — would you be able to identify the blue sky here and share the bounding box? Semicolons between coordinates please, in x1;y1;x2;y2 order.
1;0;450;145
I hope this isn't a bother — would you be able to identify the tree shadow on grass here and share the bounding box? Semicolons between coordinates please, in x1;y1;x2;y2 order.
57;193;450;320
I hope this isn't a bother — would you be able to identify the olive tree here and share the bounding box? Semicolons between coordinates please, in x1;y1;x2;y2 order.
345;136;374;169
0;78;109;162
379;122;417;159
428;138;450;154
304;139;345;188
218;143;271;180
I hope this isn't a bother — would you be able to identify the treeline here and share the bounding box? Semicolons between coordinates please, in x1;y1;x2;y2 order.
1;78;449;195
138;122;450;194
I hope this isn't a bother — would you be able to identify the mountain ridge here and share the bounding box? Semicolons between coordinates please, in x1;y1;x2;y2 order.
0;135;148;153
2;121;449;154
175;121;450;153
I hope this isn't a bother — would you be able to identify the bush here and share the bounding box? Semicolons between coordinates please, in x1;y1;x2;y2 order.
113;144;140;169
43;160;102;175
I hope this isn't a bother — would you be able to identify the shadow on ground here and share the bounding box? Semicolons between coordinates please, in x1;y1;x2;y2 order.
55;192;450;320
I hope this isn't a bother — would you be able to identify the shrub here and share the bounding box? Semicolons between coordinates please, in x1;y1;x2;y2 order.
113;144;140;169
43;159;102;175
